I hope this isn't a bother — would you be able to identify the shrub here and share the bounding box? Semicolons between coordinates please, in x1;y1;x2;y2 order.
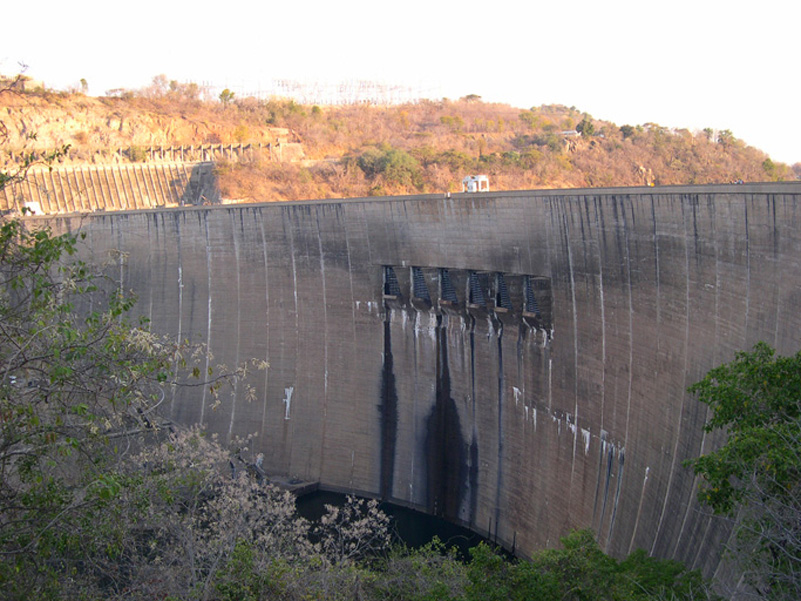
358;145;423;189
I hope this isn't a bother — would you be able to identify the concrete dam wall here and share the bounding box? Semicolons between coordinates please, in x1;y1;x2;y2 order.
44;182;801;578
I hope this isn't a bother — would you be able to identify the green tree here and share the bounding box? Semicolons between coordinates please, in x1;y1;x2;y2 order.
368;538;467;601
762;158;777;179
466;530;713;601
434;149;475;172
717;129;734;146
686;342;801;600
219;88;235;106
0;219;173;597
0;216;267;599
440;115;465;132
519;110;542;130
357;145;423;189
576;117;595;136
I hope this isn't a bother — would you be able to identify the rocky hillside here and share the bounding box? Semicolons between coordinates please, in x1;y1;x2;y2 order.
1;80;797;203
0;90;297;164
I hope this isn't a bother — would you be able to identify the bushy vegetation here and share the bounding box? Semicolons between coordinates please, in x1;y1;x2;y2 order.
196;99;799;199
2;75;797;204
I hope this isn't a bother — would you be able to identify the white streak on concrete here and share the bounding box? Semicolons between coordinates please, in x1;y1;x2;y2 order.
562;211;580;501
539;327;552;347
581;428;591;454
512;386;522;405
409;456;414;501
350;450;355;488
415;310;438;341
283;386;294;420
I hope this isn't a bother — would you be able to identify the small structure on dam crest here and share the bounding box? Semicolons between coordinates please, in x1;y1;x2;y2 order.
461;174;490;192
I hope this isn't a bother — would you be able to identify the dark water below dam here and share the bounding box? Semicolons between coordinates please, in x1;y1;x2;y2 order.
296;490;490;559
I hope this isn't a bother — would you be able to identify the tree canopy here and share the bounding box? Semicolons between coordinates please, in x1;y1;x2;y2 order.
686;342;801;600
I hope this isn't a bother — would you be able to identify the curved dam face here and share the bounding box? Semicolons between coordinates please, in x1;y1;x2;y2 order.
46;183;801;577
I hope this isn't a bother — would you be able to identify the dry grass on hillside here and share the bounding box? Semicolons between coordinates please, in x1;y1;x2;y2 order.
2;82;797;203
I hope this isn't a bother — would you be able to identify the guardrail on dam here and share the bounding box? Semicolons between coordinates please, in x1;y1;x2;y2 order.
42;182;801;580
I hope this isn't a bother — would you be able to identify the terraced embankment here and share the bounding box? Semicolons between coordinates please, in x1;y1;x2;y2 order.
1;162;219;213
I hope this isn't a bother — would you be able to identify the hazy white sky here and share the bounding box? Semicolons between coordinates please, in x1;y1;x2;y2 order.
4;0;799;164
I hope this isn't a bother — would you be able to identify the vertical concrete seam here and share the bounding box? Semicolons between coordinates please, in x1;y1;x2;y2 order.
227;211;242;443
170;214;183;414
199;212;213;425
316;209;330;479
258;213;272;448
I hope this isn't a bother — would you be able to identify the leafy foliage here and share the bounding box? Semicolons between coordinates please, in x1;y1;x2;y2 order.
464;530;713;601
218;88;235;106
0;217;268;599
686;342;801;600
0;218;173;597
576;117;595;136
357;144;423;190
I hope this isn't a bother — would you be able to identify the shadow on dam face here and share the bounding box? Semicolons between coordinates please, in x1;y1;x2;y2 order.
42;182;801;587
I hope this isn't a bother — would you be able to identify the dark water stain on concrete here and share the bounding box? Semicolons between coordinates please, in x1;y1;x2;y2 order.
379;319;398;499
425;320;467;519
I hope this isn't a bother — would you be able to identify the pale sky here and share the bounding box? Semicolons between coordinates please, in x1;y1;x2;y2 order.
4;0;800;164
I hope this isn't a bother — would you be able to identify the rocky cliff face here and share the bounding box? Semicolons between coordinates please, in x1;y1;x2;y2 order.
1;93;296;167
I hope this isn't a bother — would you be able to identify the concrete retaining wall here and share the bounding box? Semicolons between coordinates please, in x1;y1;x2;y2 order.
2;162;219;214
